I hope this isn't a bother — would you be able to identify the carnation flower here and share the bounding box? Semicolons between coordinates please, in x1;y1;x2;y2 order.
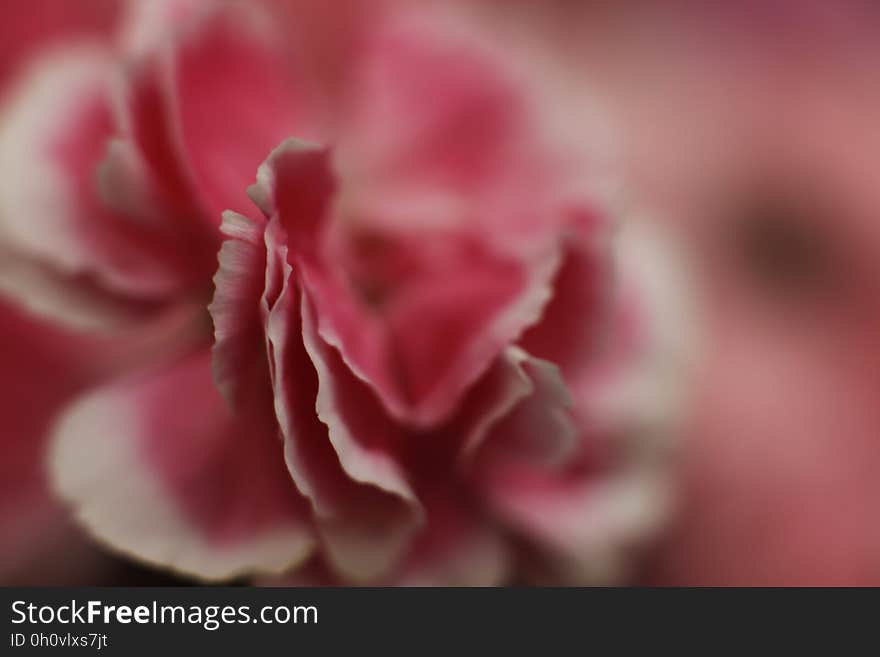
0;0;689;584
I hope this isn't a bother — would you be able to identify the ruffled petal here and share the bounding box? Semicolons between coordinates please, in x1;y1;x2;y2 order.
208;210;268;408
474;221;692;584
254;137;563;429
299;291;417;506
265;241;422;582
451;349;535;463
319;224;560;429
473;350;579;471
249;7;608;428
211;205;420;579
519;220;612;390
51;348;314;580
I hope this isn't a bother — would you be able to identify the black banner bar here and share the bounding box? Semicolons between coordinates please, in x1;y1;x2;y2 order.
1;587;871;654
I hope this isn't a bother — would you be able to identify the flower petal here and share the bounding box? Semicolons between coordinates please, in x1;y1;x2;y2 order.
392;484;510;587
265;247;422;582
474;221;692;584
208;210;268;408
171;3;308;220
0;47;217;327
51;348;314;580
211;204;419;578
0;0;120;95
0;245;164;332
519;221;612;390
473;349;579;472
299;290;417;506
255;138;563;428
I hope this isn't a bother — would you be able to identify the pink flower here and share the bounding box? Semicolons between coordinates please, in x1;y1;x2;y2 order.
0;0;131;585
1;1;688;584
525;3;880;584
642;10;880;586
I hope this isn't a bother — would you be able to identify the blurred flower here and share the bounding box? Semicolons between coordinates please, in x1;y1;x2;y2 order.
456;0;880;586
549;4;880;585
0;0;689;584
0;296;110;584
0;0;126;585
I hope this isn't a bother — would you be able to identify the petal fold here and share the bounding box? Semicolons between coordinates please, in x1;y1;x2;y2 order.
266;256;422;582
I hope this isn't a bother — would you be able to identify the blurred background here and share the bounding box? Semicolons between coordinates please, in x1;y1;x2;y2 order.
1;1;878;585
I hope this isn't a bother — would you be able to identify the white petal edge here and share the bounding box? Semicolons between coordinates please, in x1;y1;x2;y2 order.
49;384;314;581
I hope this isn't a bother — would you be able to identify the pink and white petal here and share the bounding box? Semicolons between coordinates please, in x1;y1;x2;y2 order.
266;268;422;582
397;348;540;488
249;138;335;242
212;205;418;578
299;290;417;506
439;346;573;473
519;222;612;390
481;461;674;585
468;350;583;540
208;210;268;408
321;225;561;428
0;246;165;332
0;52;151;287
0;0;120;97
270;491;511;588
574;218;696;449
252;141;403;426
263;215;288;298
120;0;208;59
476;221;693;585
451;348;535;463
254;143;405;426
473;349;579;471
392;485;511;587
258;139;563;428
171;3;309;220
116;49;214;233
334;8;589;249
0;48;212;326
90;130;223;293
51;348;315;581
316;501;421;583
299;12;590;427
